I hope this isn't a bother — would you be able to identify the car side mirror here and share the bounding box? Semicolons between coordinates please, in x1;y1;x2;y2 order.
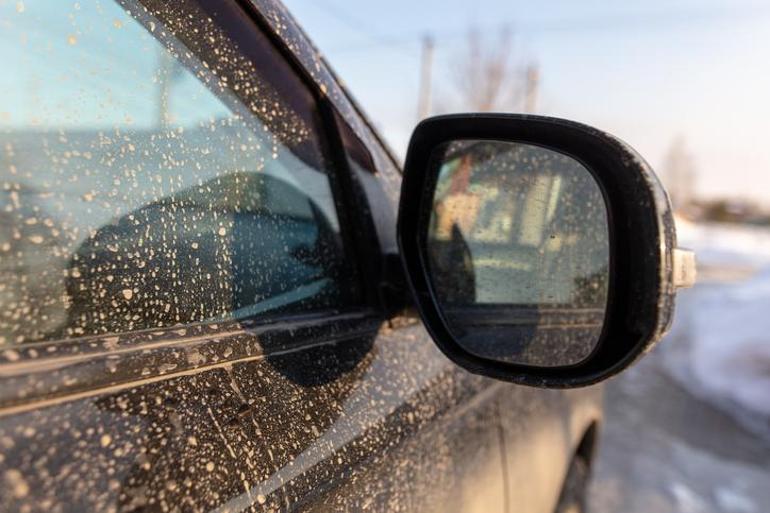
397;114;695;388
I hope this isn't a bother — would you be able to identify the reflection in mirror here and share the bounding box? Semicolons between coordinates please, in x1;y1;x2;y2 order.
426;140;610;367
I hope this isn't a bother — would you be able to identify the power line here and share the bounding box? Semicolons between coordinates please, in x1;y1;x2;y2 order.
300;0;419;59
325;5;770;54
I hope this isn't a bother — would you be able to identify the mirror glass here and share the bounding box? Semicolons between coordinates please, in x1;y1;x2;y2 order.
426;140;610;367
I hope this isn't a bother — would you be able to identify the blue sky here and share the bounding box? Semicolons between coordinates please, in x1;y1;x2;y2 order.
283;0;770;203
0;0;229;129
2;0;769;202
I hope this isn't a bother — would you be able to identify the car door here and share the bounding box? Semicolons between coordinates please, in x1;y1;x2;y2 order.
0;0;511;512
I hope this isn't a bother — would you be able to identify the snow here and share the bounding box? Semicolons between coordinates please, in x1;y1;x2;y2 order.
688;272;770;416
714;486;757;513
664;220;770;436
676;218;770;269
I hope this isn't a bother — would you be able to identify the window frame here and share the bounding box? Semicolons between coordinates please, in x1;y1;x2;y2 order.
0;0;392;411
233;0;386;313
127;0;384;324
226;0;391;312
150;0;386;321
4;0;383;340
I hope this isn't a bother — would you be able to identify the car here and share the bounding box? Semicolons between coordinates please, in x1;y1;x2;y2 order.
0;0;693;512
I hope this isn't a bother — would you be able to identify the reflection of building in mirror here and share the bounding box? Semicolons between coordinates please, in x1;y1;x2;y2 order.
429;140;609;308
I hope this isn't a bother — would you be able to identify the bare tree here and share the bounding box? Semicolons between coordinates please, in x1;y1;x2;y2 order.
448;28;537;113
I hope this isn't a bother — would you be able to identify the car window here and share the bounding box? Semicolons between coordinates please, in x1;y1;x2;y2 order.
0;0;361;345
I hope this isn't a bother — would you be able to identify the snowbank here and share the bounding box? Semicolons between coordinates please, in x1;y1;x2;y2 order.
676;218;770;269
688;269;770;417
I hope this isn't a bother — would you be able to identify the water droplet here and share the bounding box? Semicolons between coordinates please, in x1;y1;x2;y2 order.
121;289;133;300
4;469;29;498
100;434;112;447
3;349;20;362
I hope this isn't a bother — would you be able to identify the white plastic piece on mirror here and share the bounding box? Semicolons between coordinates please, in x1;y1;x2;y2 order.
672;248;696;289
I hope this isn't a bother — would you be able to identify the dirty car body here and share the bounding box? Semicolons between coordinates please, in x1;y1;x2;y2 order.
0;0;607;511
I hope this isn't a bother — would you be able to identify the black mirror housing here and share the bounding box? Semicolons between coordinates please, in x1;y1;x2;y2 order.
397;113;695;388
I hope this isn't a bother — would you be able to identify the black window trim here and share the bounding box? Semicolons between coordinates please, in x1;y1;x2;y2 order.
229;0;388;311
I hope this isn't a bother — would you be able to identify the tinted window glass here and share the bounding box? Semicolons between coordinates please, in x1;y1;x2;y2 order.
0;0;359;345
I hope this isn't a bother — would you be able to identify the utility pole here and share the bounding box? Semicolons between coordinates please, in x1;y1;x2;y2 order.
416;35;435;121
157;49;184;127
523;63;539;113
157;49;172;128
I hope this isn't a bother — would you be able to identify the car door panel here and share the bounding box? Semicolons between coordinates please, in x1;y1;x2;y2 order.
497;386;602;513
0;316;510;512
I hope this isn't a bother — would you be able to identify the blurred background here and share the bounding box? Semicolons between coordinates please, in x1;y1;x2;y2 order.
282;0;770;511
